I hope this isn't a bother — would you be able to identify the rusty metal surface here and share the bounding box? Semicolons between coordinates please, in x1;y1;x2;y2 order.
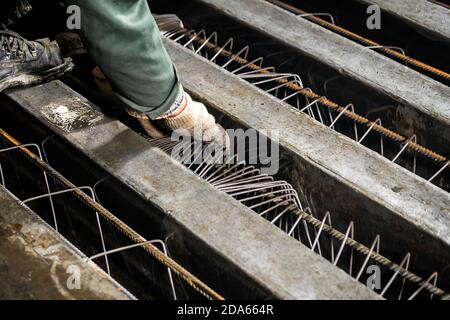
4;81;381;300
163;39;450;278
0;186;135;300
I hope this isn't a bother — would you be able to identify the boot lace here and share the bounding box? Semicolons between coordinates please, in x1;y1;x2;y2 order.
0;30;36;57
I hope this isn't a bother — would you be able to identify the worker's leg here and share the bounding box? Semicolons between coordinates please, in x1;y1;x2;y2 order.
64;0;181;119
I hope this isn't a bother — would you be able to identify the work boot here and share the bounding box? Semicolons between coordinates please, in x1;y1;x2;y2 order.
0;30;73;92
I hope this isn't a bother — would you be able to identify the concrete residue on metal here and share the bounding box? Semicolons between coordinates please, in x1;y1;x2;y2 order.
199;0;450;132
356;0;450;41
162;39;450;275
41;99;103;133
5;80;381;300
0;186;135;300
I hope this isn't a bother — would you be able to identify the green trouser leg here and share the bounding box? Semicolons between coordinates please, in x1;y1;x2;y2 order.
64;0;181;119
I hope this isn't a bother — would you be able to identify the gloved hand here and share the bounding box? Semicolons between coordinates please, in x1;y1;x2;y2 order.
156;90;229;149
93;66;228;148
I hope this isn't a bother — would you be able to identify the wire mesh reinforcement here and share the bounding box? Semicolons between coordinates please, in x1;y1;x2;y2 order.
0;127;224;300
150;136;447;300
428;0;450;10
0;123;447;299
162;27;450;192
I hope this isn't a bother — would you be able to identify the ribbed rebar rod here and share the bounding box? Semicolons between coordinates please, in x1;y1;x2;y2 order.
296;208;446;297
0;128;224;301
171;28;448;164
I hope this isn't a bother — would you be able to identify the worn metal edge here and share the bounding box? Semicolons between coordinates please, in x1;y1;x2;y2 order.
164;38;450;252
4;81;381;300
199;0;450;127
356;0;450;41
0;186;135;300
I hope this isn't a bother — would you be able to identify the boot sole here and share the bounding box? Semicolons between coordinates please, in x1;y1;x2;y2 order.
0;58;74;93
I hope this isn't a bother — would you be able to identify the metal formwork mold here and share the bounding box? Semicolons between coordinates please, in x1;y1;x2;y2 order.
162;39;450;295
1;0;449;300
0;186;135;300
356;0;450;41
195;0;450;155
3;81;380;300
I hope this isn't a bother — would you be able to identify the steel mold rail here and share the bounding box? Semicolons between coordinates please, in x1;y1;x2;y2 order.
163;27;450;192
266;0;450;83
0;127;224;301
150;137;448;300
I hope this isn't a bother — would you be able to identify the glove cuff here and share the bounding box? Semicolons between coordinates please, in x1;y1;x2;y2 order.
157;85;187;119
157;93;199;130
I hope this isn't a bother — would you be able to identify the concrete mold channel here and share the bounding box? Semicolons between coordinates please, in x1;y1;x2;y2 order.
0;0;449;300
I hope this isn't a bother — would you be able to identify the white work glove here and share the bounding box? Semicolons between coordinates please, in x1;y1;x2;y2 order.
156;90;230;149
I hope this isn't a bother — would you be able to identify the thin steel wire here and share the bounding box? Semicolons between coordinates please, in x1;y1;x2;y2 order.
265;0;450;82
0;128;223;300
151;137;447;299
164;27;450;190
